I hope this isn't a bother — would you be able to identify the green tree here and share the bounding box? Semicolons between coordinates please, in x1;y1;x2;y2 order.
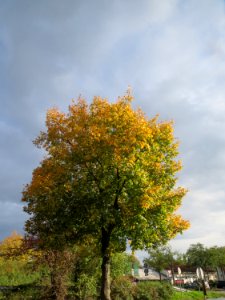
186;243;210;269
22;93;189;300
144;245;175;281
185;243;216;281
208;246;225;269
111;252;139;279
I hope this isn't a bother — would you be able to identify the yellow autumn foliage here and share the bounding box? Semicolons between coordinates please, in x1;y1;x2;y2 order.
23;92;189;252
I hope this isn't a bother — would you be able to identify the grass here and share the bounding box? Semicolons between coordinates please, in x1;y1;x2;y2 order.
172;290;225;300
0;260;42;286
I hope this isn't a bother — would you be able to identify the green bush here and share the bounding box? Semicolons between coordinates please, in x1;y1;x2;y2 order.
0;285;43;300
111;276;135;300
0;260;41;286
111;277;174;300
134;281;173;300
72;273;98;299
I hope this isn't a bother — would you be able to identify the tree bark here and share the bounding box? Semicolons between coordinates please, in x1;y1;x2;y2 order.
171;266;175;284
101;253;111;300
100;226;112;300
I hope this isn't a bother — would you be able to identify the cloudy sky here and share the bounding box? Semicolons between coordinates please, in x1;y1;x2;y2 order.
1;0;225;256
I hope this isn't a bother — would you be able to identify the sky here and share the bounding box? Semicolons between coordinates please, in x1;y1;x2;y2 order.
1;0;225;258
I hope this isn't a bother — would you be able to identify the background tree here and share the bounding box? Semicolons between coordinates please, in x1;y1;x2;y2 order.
207;246;225;281
163;247;182;283
144;245;176;281
0;232;40;286
185;243;217;281
0;231;25;259
22;93;189;300
111;252;139;279
186;243;207;269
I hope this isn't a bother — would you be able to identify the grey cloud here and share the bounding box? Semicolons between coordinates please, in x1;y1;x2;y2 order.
0;202;26;239
1;0;225;250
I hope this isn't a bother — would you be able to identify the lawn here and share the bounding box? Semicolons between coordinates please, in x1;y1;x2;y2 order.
172;290;225;300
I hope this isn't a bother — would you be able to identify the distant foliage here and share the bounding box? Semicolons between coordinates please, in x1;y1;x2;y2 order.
0;232;23;259
0;232;41;286
111;253;136;279
185;243;225;271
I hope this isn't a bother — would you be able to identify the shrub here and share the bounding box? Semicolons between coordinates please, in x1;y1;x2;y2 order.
0;284;42;300
111;276;135;300
133;281;173;300
72;273;98;299
0;260;41;286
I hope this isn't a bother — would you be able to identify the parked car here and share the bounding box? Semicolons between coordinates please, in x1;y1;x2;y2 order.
184;281;200;290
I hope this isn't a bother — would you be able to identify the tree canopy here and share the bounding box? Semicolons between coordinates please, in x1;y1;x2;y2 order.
185;243;225;272
22;93;189;299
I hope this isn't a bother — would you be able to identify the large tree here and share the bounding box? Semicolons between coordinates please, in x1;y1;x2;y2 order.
22;93;189;300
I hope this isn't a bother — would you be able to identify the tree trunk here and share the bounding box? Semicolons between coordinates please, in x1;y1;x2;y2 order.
50;269;66;300
171;267;175;284
100;226;112;300
101;253;111;300
159;271;162;281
